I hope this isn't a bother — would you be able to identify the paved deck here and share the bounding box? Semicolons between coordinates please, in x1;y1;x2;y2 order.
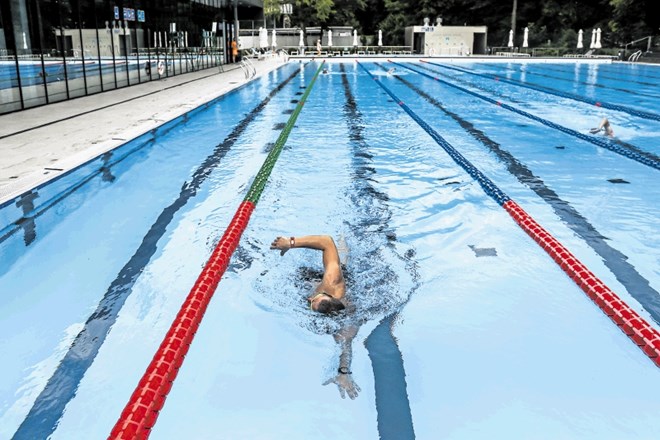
0;56;285;205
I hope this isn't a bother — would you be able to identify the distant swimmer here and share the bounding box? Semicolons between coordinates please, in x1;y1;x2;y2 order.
322;68;328;74
387;67;397;75
590;117;614;137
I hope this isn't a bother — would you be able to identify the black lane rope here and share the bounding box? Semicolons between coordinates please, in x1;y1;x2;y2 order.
391;61;660;171
425;61;660;123
11;65;306;440
475;62;660;100
376;62;660;326
339;63;418;440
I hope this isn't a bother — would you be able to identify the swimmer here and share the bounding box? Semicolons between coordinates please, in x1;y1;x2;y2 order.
270;235;346;314
271;235;360;399
322;68;328;74
387;67;396;75
589;117;614;137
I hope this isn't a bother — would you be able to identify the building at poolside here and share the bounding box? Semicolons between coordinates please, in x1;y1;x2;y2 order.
406;18;488;56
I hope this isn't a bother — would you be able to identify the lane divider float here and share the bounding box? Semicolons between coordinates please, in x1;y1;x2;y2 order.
109;61;326;440
389;60;660;171
357;61;660;367
422;60;660;123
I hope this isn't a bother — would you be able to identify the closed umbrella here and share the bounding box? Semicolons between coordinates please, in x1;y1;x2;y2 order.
577;29;583;49
271;28;277;48
507;29;514;48
298;29;304;48
522;27;529;48
595;28;602;49
589;29;596;49
327;29;333;47
378;29;383;47
353;29;358;47
259;27;269;49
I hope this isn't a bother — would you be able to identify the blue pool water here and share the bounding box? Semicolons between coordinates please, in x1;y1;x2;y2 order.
1;60;659;439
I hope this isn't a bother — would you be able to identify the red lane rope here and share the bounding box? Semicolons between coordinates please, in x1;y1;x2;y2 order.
504;200;660;366
109;201;255;439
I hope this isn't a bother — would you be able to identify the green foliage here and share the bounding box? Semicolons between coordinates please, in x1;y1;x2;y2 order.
263;0;282;19
298;0;336;22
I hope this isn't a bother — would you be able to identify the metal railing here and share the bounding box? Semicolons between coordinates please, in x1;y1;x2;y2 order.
628;50;643;62
240;56;256;78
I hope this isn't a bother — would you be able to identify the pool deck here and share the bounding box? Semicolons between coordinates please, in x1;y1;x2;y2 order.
0;55;286;205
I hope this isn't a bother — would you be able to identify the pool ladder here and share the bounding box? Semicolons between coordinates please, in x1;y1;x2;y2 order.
240;57;256;79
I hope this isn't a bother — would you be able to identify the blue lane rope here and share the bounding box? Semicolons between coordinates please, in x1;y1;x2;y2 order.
356;61;510;206
424;61;660;123
390;61;660;172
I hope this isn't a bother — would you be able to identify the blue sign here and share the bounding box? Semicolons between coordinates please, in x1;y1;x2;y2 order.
123;7;135;21
113;6;119;20
137;10;145;22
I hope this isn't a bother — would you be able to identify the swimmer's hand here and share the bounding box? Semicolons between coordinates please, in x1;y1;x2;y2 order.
270;236;292;256
323;374;361;400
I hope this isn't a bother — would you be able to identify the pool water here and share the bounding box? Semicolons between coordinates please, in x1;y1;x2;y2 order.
1;60;659;439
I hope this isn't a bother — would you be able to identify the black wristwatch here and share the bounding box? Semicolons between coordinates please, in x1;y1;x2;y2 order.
338;366;352;375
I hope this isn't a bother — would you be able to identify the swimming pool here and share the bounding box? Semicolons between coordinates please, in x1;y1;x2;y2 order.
1;59;659;439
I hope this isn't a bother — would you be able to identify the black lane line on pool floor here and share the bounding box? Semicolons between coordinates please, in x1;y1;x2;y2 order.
11;66;305;440
339;63;418;440
377;62;660;326
476;62;660;100
393;61;660;171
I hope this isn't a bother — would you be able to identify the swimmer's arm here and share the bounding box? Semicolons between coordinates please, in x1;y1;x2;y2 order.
271;235;344;287
334;324;359;372
271;235;341;267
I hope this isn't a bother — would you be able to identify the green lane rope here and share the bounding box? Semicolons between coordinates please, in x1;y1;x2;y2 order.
245;62;325;204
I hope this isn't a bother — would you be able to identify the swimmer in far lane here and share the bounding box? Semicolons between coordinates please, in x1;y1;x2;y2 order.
387;67;397;75
590;117;614;137
270;234;360;399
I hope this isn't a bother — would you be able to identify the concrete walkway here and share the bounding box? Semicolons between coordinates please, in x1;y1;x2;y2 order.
0;56;286;205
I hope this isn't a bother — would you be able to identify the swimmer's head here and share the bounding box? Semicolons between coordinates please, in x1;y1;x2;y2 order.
309;292;345;314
